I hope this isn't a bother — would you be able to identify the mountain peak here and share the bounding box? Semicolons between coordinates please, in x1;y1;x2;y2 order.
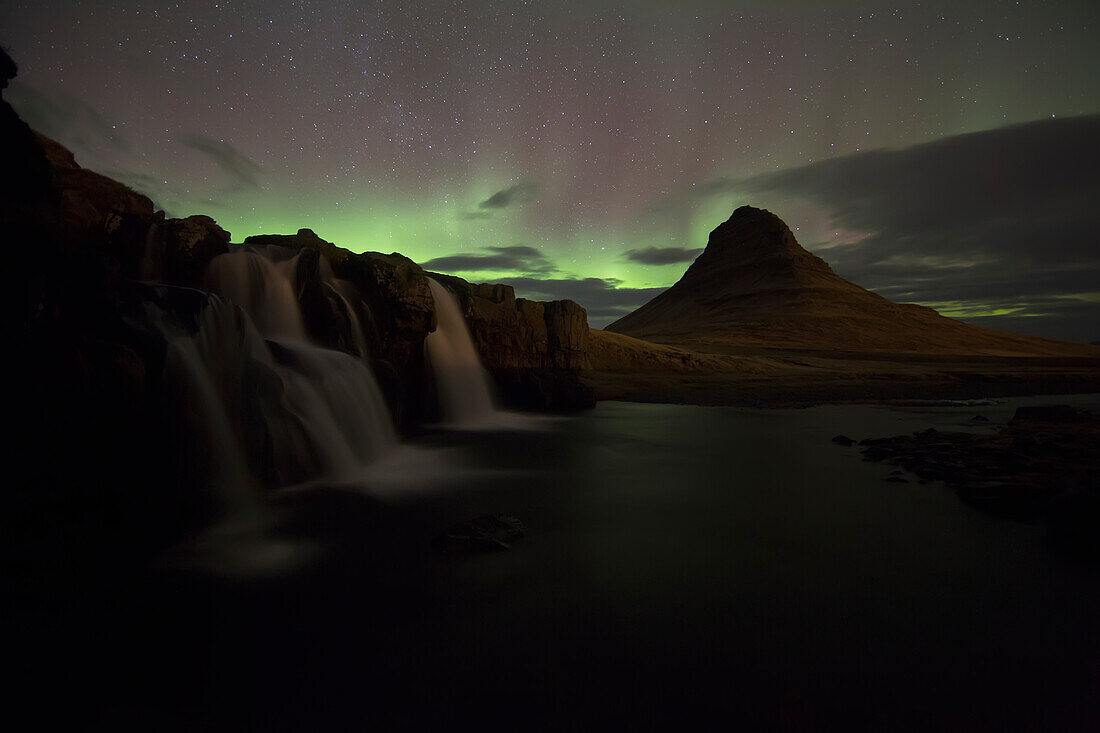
606;206;1092;355
703;204;805;260
676;205;834;290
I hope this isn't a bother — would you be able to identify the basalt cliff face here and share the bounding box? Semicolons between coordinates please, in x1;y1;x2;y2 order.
608;206;1097;357
427;272;592;410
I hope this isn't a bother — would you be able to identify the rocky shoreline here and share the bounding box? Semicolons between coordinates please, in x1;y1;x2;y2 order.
852;405;1100;556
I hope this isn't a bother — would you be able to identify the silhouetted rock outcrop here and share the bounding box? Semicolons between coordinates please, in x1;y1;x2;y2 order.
859;408;1100;555
239;232;596;414
608;205;1098;357
426;272;594;410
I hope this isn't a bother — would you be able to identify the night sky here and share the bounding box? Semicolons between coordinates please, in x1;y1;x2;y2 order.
3;1;1098;338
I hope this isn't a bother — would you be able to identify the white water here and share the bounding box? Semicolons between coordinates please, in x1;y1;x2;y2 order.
198;246;399;485
206;248;307;339
274;341;397;479
330;279;369;360
425;278;498;425
152;295;266;520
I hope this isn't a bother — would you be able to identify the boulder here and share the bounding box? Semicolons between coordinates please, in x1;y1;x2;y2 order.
432;514;525;554
153;215;231;286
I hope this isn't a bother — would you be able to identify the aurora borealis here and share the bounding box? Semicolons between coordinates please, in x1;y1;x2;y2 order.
2;1;1098;337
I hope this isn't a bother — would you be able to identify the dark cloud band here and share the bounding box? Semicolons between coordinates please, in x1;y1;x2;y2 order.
737;115;1100;342
624;246;704;266
479;181;537;209
422;245;554;274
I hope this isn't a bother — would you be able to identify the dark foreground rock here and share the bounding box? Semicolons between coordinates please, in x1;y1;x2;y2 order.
859;406;1100;556
432;515;525;554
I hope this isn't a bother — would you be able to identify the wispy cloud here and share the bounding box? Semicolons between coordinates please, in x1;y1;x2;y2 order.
479;181;537;209
7;80;129;153
179;133;263;187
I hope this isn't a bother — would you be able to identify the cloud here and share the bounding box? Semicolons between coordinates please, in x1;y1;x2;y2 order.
737;114;1100;342
179;133;263;187
421;245;555;274
624;246;704;266
497;276;667;328
458;211;494;220
6;80;129;153
479;181;537;209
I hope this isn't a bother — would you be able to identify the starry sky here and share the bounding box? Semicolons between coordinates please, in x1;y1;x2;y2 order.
3;0;1099;338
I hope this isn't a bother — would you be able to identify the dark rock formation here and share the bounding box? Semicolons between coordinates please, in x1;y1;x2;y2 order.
426;272;589;371
859;408;1100;555
34;131;158;238
1011;404;1080;423
432;514;525;554
607;205;1099;357
427;272;595;411
831;434;856;446
153;215;231;285
243;230;594;415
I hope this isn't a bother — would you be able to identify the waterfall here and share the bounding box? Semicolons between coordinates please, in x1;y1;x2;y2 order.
206;248;307;339
425;278;498;425
197;246;398;485
139;222;162;281
329;279;369;360
273;342;397;480
151;295;266;520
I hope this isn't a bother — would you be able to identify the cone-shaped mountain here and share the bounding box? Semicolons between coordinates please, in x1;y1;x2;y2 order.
607;206;1094;356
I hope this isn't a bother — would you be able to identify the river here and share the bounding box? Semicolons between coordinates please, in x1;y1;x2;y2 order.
54;396;1100;729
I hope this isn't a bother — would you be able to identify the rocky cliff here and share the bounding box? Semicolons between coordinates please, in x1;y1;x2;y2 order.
426;272;593;410
7;88;592;426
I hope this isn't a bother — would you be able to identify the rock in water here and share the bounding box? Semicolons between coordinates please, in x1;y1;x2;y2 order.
433;515;525;554
1011;405;1079;423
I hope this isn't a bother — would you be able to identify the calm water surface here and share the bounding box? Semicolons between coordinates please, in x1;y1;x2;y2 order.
110;396;1100;729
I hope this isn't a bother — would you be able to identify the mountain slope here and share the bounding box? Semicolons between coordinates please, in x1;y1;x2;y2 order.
607;206;1096;357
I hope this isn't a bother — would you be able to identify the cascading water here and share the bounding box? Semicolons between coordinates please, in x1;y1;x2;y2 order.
272;342;397;479
329;279;369;360
206;248;307;339
198;245;398;485
139;222;161;281
148;294;267;520
425;278;498;425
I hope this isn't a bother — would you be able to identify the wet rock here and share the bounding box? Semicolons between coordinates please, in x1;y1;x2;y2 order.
971;415;989;422
831;434;856;446
427;272;590;372
423;273;594;411
1012;405;1079;423
859;411;1100;552
156;215;231;286
433;515;525;554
